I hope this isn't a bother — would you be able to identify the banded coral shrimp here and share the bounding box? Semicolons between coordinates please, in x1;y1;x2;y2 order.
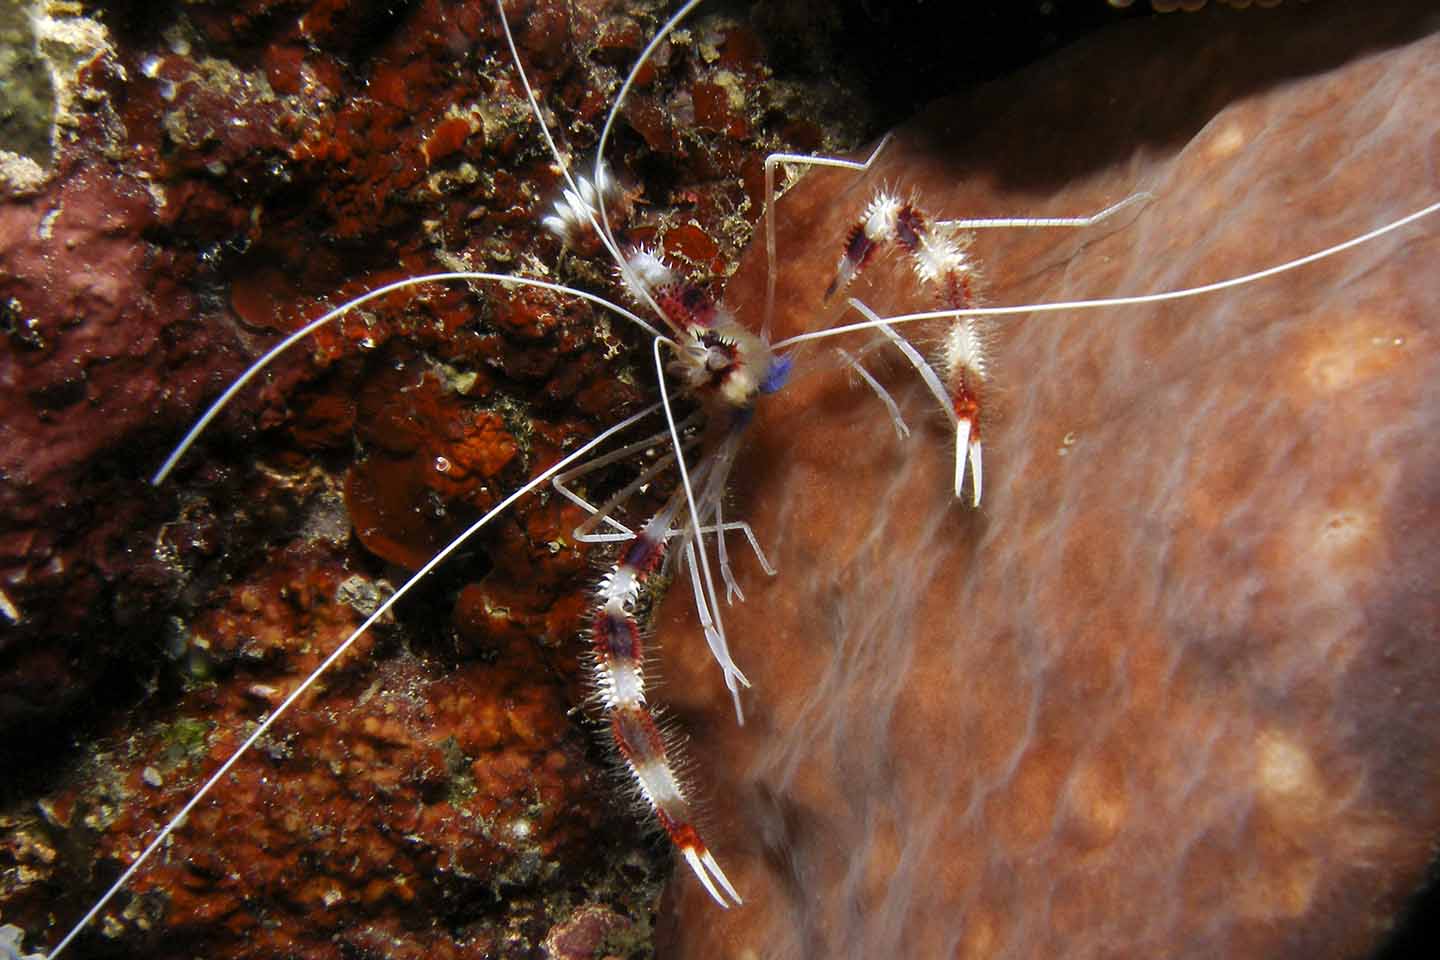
8;1;1440;960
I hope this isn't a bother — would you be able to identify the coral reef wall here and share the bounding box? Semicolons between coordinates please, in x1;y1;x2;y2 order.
0;0;882;956
656;2;1440;958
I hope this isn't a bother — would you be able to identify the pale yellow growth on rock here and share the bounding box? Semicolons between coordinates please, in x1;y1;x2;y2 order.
1201;120;1250;164
1256;730;1324;808
1297;308;1414;396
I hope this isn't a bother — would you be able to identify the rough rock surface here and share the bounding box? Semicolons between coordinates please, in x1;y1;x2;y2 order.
656;3;1440;959
0;0;878;956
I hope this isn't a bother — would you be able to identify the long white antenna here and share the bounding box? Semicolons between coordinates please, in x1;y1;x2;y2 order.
152;271;668;486
494;0;674;328
592;0;706;255
651;337;747;721
761;135;892;340
774;200;1440;350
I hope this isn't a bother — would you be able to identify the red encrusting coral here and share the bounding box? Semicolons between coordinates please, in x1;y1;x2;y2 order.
69;544;619;960
0;0;874;956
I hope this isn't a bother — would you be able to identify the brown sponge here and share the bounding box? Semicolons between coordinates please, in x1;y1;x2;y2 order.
657;3;1440;957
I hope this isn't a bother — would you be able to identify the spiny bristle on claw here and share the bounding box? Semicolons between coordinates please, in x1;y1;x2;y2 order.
620;246;677;302
825;192;899;298
863;190;904;238
942;315;988;383
542;166;627;251
827;189;981;302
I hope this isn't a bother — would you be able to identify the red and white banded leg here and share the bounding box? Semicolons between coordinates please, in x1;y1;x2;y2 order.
590;502;742;907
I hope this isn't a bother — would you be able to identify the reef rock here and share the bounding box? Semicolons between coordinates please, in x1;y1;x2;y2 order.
657;2;1440;958
0;0;869;955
